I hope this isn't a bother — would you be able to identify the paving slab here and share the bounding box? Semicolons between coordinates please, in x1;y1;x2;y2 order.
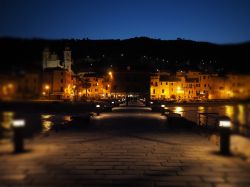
1;109;250;187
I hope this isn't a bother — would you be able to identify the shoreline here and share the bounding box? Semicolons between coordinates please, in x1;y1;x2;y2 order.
0;99;249;114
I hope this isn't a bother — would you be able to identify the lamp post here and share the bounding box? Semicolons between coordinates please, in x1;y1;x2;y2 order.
12;119;26;153
218;116;231;155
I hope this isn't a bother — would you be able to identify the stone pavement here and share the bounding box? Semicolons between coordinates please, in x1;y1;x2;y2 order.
1;111;250;187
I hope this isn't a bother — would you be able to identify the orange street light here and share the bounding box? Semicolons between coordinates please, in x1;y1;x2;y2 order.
7;83;13;89
44;85;50;90
108;71;113;79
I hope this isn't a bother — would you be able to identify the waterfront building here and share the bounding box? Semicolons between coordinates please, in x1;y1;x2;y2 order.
17;72;41;99
0;74;17;100
42;47;74;100
75;72;112;100
150;71;250;101
42;68;74;100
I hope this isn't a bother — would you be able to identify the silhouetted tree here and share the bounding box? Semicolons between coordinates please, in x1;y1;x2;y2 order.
82;78;91;97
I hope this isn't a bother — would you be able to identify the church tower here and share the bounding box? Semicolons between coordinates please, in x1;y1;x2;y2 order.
64;47;72;72
42;48;50;70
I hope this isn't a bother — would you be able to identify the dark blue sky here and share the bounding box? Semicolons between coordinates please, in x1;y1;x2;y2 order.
1;0;250;44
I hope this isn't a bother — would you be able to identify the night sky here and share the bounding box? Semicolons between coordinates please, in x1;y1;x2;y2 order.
1;0;250;44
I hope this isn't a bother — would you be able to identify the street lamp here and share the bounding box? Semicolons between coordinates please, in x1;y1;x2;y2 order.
45;85;50;90
108;71;113;79
44;85;50;98
218;116;232;155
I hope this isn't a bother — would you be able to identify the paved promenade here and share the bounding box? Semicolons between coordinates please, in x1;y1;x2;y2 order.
1;108;250;187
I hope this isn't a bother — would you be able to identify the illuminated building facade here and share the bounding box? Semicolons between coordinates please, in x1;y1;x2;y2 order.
150;71;250;101
209;74;250;100
42;68;74;100
0;74;17;100
75;72;112;100
17;72;41;99
42;47;74;100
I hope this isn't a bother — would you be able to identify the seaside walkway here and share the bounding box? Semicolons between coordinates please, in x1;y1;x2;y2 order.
1;107;250;187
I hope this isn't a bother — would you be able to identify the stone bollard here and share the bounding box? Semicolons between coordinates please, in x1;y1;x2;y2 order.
161;104;165;115
12;119;26;153
96;104;101;116
218;116;231;155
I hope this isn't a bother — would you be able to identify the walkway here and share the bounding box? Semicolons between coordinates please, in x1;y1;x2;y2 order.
1;107;250;187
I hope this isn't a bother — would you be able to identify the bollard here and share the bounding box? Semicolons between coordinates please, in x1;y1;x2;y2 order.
161;104;165;115
12;119;26;153
218;116;231;155
96;104;101;116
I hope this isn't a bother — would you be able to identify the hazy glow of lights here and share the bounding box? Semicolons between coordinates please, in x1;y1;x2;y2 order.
108;71;113;79
44;85;50;90
174;106;183;115
41;115;54;133
176;87;184;94
42;115;52;119
198;106;205;113
225;105;234;120
63;116;71;122
42;121;53;133
7;83;13;88
96;104;100;108
237;104;246;125
2;112;14;129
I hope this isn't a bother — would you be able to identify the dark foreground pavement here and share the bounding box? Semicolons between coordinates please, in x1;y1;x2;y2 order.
1;109;250;187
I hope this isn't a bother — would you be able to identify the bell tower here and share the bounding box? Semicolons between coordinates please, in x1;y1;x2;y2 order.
64;47;72;72
42;48;50;70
